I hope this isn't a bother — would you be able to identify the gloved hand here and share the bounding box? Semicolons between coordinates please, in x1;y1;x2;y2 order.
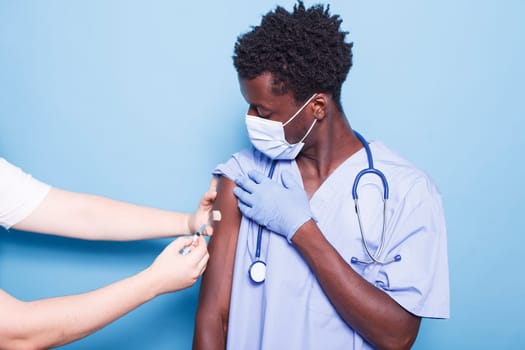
233;169;314;243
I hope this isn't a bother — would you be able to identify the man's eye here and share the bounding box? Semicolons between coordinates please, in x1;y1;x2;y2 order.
256;107;272;118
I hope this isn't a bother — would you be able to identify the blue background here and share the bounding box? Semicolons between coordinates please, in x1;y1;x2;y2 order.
1;1;523;349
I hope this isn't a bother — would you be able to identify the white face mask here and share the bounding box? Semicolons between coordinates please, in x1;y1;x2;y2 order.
245;94;318;160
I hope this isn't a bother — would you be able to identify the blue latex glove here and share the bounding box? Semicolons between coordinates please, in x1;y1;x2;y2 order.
233;169;314;243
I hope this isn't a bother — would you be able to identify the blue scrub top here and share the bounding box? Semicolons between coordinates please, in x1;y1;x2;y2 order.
214;141;449;350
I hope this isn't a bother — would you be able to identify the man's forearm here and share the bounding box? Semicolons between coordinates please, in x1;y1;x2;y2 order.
292;220;420;350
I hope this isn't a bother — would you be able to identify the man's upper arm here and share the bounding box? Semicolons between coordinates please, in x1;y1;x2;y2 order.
193;175;242;350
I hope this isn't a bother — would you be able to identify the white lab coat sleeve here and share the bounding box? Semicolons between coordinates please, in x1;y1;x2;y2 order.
0;158;51;229
371;177;450;319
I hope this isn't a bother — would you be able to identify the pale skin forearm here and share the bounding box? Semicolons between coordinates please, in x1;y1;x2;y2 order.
0;269;157;350
292;220;420;350
0;236;209;350
13;187;205;241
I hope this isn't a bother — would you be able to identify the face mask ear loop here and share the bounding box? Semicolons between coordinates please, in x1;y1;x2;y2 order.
299;119;317;143
283;93;318;127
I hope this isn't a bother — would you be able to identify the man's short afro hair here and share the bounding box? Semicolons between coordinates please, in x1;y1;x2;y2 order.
233;1;353;108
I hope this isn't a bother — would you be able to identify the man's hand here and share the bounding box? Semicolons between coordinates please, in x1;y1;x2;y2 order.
233;169;313;242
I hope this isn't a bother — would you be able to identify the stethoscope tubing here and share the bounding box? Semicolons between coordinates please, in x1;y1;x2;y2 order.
351;131;400;265
254;161;277;260
352;131;389;200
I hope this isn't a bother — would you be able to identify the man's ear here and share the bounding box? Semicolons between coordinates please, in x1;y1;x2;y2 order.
311;93;329;121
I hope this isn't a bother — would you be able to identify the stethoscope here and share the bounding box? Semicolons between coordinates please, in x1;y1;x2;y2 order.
350;131;401;265
248;131;400;284
248;161;277;284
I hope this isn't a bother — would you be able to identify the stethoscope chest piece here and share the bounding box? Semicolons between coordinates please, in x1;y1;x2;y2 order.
249;260;267;283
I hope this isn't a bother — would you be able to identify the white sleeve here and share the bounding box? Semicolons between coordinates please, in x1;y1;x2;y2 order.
0;158;51;229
